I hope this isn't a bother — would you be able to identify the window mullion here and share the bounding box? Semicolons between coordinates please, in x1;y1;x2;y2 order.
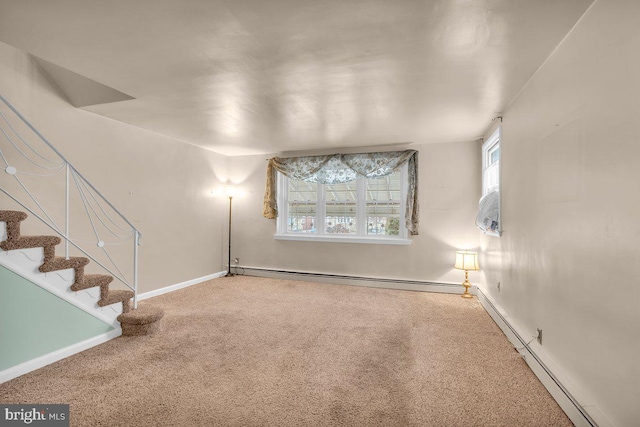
317;182;326;235
356;178;366;236
400;164;408;239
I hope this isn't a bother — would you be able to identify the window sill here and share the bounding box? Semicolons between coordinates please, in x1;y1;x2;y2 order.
274;234;412;245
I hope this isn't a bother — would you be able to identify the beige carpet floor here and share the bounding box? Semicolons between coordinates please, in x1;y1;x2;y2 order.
0;276;572;426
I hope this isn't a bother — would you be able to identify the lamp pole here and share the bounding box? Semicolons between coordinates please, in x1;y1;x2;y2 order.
225;194;234;277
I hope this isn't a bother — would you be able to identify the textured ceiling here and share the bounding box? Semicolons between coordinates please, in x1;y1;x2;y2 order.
0;0;593;156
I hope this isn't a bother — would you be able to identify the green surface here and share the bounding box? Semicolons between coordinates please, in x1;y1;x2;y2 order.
0;265;114;370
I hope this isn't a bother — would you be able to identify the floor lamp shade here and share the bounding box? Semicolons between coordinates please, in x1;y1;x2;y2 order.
225;185;237;198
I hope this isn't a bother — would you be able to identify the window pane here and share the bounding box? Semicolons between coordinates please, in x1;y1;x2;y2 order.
288;179;317;233
366;172;401;236
484;162;499;195
489;145;500;165
325;181;356;234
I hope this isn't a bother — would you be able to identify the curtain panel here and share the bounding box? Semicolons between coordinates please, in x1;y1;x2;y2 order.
262;149;419;235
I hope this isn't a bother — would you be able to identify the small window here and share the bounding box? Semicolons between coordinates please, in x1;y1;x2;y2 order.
477;128;501;236
277;165;410;244
482;128;500;196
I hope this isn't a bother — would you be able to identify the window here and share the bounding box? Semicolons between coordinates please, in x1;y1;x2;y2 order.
276;164;410;244
478;127;501;236
482;128;500;196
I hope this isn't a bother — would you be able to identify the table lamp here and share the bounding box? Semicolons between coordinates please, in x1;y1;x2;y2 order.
454;250;479;298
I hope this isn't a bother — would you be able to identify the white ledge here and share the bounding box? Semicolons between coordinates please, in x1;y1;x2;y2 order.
274;234;411;245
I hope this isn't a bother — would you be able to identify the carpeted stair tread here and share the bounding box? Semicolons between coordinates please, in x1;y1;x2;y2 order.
98;290;134;307
120;322;162;336
0;210;28;222
39;256;90;272
71;274;113;291
0;235;61;251
117;305;165;325
3;209;151;336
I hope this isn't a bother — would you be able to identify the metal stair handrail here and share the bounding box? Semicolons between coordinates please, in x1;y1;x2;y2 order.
0;94;140;308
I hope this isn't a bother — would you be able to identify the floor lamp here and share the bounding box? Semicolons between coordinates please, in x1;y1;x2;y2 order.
224;185;236;277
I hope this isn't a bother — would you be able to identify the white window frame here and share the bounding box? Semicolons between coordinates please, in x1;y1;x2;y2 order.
481;127;501;236
482;128;500;196
275;164;411;245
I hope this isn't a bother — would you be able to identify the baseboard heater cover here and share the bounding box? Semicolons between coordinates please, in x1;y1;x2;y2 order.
239;266;469;294
476;289;599;427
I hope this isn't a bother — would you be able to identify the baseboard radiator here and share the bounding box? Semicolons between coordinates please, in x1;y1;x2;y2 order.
239;266;468;294
476;289;599;427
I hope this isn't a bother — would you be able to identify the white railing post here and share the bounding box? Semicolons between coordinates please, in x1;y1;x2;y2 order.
65;163;69;259
133;230;139;309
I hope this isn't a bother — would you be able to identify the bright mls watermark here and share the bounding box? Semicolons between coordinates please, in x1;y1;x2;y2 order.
0;405;69;426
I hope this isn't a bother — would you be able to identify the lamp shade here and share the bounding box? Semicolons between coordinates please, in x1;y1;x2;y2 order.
454;251;479;271
224;185;237;198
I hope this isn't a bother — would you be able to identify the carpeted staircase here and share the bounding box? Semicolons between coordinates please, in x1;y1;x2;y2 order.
0;210;163;336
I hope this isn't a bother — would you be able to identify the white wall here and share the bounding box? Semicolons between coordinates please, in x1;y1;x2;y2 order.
480;0;640;425
228;141;482;285
9;7;636;421
0;41;228;293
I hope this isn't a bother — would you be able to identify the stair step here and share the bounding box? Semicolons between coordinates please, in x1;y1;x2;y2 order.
71;274;113;291
0;211;28;222
118;305;164;336
0;235;61;250
117;305;165;325
2;209;155;336
98;290;134;307
39;256;90;273
120;321;162;336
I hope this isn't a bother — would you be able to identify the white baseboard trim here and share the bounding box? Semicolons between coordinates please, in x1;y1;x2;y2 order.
476;288;609;427
137;271;227;301
238;266;472;295
0;328;122;384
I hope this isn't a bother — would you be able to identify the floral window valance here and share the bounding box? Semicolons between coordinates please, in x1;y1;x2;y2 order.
262;149;419;235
